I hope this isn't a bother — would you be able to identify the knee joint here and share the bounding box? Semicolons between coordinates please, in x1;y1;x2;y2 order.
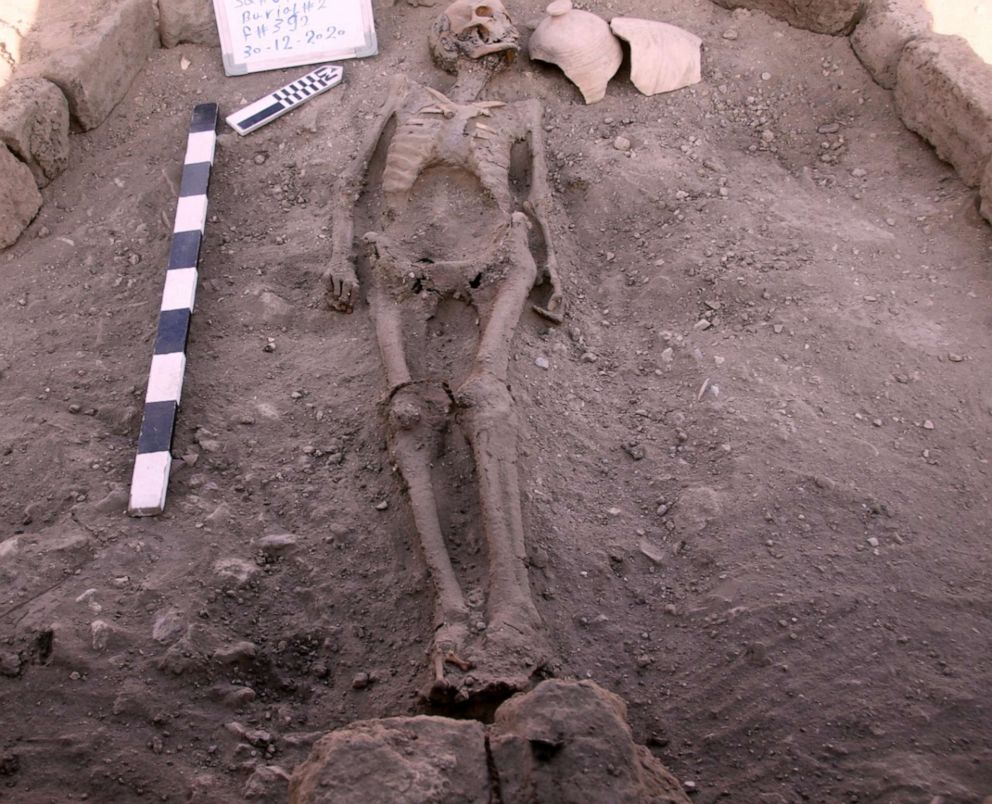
456;374;513;419
387;383;448;431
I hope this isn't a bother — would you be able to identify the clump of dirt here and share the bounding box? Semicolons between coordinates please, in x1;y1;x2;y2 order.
1;1;991;801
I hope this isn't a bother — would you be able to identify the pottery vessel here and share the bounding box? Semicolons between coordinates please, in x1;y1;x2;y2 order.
529;0;622;104
610;17;702;96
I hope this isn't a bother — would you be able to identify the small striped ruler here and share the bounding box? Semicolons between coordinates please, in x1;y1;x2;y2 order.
128;103;218;517
225;64;343;135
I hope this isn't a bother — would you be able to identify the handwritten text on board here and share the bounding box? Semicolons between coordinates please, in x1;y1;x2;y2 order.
232;0;367;63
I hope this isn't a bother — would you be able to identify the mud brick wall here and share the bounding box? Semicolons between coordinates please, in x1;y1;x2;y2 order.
711;0;866;34
1;0;991;248
0;0;216;248
850;0;992;222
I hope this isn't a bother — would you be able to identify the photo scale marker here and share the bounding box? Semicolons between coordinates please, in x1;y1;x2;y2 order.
226;64;344;135
128;102;218;517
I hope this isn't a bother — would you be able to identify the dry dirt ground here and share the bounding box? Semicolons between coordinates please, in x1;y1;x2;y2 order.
1;0;992;801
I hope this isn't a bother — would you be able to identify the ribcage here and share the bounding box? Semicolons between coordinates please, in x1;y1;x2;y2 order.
382;119;439;197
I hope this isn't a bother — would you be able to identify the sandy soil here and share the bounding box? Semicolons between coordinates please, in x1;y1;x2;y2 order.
1;0;992;801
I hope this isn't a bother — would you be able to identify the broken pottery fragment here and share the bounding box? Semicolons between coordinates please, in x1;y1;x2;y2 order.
610;18;702;96
529;0;622;104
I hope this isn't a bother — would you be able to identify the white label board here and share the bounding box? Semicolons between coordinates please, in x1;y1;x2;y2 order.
212;0;377;76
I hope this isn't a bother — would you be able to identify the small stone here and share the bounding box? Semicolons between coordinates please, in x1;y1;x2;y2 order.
244;728;273;748
535;356;550;369
224;686;257;708
242;765;290;799
0;651;22;677
152;609;186;643
922;420;935;430
639;540;665;564
213;558;259;586
580;352;598;363
262;341;275;353
374;500;389;511
68;403;81;414
613;136;631;151
760;71;771;80
352;672;371;690
722;28;738;40
607;507;622;516
948;353;964;362
851;168;868;178
683;779;698;792
256;533;298;555
656;503;670;516
760;129;775;143
885;217;896;226
254;153;267;164
661;347;674;363
773;324;784;334
867;536;880;548
817;123;840;134
214;641;258;664
693;319;712;331
622;442;645;461
90;620;111;652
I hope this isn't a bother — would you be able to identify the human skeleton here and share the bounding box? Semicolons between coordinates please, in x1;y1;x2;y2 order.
322;0;562;702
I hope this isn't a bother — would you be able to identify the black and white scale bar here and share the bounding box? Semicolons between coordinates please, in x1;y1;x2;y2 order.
128;103;218;517
226;64;343;135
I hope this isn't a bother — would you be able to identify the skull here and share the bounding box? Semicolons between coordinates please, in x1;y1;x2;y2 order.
429;0;520;74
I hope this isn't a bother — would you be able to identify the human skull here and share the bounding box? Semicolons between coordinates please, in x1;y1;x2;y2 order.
429;0;520;74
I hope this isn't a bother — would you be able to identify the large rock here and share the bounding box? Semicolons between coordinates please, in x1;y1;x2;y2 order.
290;680;691;803
709;0;864;35
981;158;992;227
18;0;157;130
158;0;220;48
0;144;42;248
0;78;70;186
490;679;691;803
895;34;992;187
850;0;933;89
289;717;491;803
